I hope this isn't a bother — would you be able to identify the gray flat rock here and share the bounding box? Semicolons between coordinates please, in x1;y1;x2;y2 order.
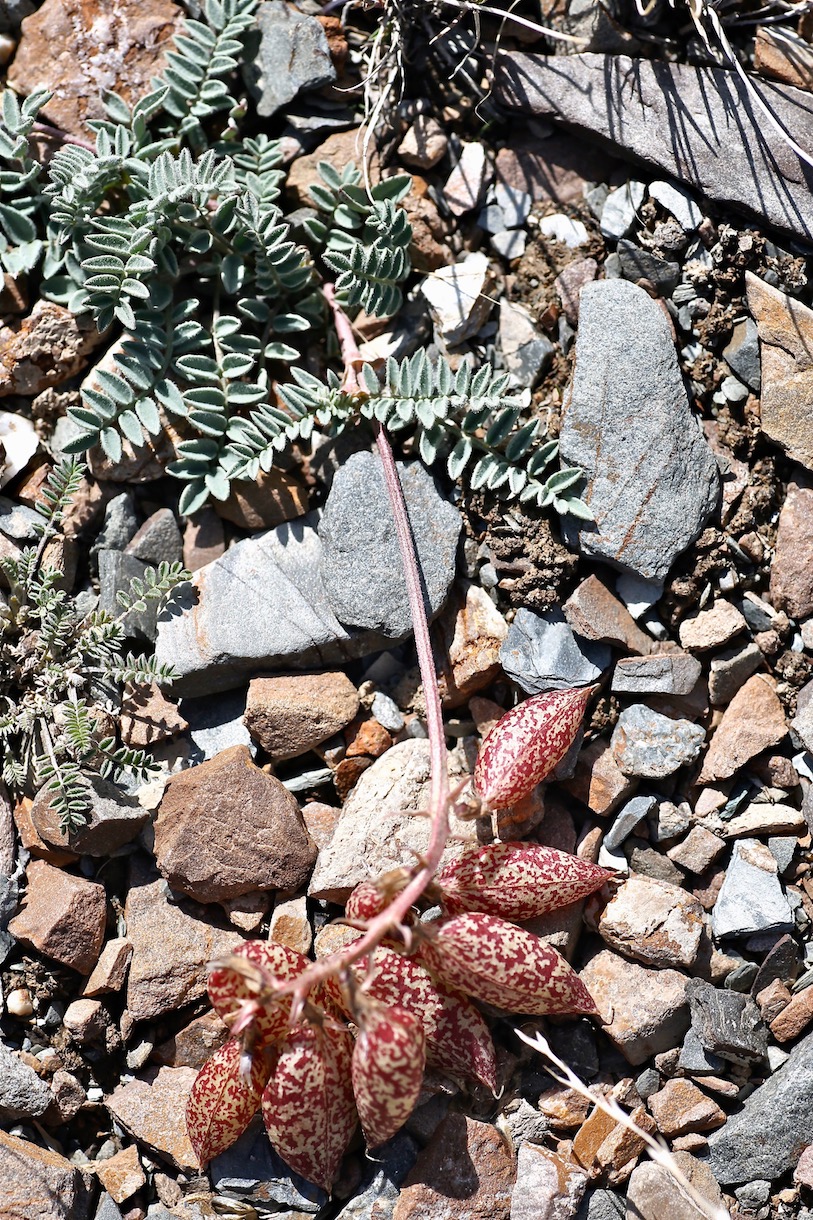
500;606;610;694
244;0;336;118
319;453;461;638
495;52;813;242
557;279;719;580
211;1116;326;1212
712;838;794;939
0;1040;52;1121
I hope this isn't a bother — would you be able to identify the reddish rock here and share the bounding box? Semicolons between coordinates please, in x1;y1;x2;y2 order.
769;986;813;1042
93;1144;145;1205
0;1129;92;1218
269;893;312;957
554;258;599;325
106;1067;199;1171
12;796;77;866
183;507;225;572
678;600;747;651
564;575;653;654
562;739;635;816
82;937;133;997
756;978;792;1024
699;674;787;782
746;271;813;470
647;1079;726;1138
120;683;188;748
63;998;110;1045
436;584;508;707
573;1098;654;1182
0;780;15;875
771;484;813;618
9;0;183;139
245;673;360;759
9;860;106;975
216;465;309;530
580;949;690;1066
666;826;726;874
495;135;619;206
154;745;316;903
301;801;341;850
287;128;380;208
153;1010;230;1070
755;26;813;91
0;302;101;397
344;717;393;759
393;1114;516;1220
794;1144;813;1188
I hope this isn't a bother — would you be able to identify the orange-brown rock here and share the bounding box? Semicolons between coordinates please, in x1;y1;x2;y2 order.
647;1079;726;1138
699;674;787;782
216;465;310;530
393;1114;516;1220
0;301;101;396
436;584;508;707
0;1129;91;1217
120;683;188;748
92;1144;145;1205
9;860;106;975
106;1067;200;1171
245;671;360;760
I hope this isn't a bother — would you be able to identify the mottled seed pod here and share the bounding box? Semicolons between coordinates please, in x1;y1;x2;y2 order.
419;912;598;1017
186;1037;272;1166
473;687;594;808
208;940;309;1048
261;1023;357;1192
437;841;613;921
352;1004;426;1148
344;880;389;922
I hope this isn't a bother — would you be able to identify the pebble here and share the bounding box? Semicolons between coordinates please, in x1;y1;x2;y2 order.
719;801;804;839
616;240;680;295
611;652;700;697
770;484;813;618
707;1026;813;1183
577;1189;625;1219
648;180;703;231
795;1145;813;1189
0;412;38;488
712;838;793;939
0;1129;89;1218
154;745;315;904
120;683;188;751
723;314;761;393
0;1040;53;1121
699;674;787;782
747;272;813;470
92;1145;144;1206
393;1114;515;1220
495;182;532;228
596;875;703;970
770;986;813;1043
558;279;719;581
708;641;763;705
563;575;653;654
83;937;133;998
598;180;646;240
610;705;705;779
106;1066;199;1171
421;251;494;345
371;691;404;734
579;949;690;1065
245;0;335;117
647;1078;726;1138
500;606;610;694
491;229;527;260
443;142;489;215
0;301;102;397
398;114;448;169
563;739;635;817
499;299;555;386
554;257;599;325
244;671;359;759
678;600;747;651
308;740;474;902
125;508;183;567
667;827;725;874
603;795;657;851
182;689;254;764
216;465;309;532
538;213;589;248
686;977;768;1068
510;1144;586;1219
9;860;106;976
98;551;161;642
29;774;149;857
624;1152;724;1219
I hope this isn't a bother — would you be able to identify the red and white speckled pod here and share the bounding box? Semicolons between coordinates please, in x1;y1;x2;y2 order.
208;940;309;1048
352;1003;426;1148
419;912;598;1017
186;1037;272;1166
473;687;594;808
438;841;613;921
344;880;389;922
262;1023;357;1192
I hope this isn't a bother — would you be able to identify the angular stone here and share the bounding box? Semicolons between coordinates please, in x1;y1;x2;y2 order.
244;671;359;759
399;114;448;169
319;453;461;638
29;774;149;856
724;316;761;392
625;1153;724;1219
699;674;786;782
599;180;645;241
495;52;813;241
712;838;793;939
596;875;703;969
648;180;703;232
436;583;508;707
708;642;763;706
612;652;700;697
62;997;110;1045
495;134;620;208
611;705;705;779
308;740;474;902
444;142;489;217
216;465;309;531
554;257;599;325
604;795;657;852
499;299;554;387
120;683;188;749
245;0;335;118
707;1027;813;1183
770;484;813;618
564;576;653;654
579;949;690;1066
125;508;183;566
770;986;813;1043
719;801;803;839
82;937;132;997
0;301;101;397
421;251;493;345
393;1114;516;1220
125;870;243;1021
0;1040;52;1121
98;550;159;641
500;606;610;694
0;1129;91;1219
92;1145;144;1205
563;739;635;817
106;1066;199;1171
154;745;315;903
667;827;725;875
153;1009;228;1071
678;600;747;651
211;1114;329;1212
183;507;225;572
647;1079;725;1138
9;860;106;975
616;240;680;295
510;1144;587;1219
755;25;813;92
687;978;769;1066
557;279;718;580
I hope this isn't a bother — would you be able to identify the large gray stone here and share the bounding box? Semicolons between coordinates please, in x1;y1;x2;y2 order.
319;453;461;638
0;1040;53;1121
244;0;336;118
706;1027;813;1183
500;606;610;694
495;52;813;242
557;279;719;580
712;839;793;939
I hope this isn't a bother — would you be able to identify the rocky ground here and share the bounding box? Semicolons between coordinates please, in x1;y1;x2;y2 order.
3;0;813;1218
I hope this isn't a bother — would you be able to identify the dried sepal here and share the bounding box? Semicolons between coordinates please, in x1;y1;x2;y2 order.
261;1022;357;1192
208;940;309;1048
318;928;497;1091
419;912;598;1017
437;841;613;920
473;687;594;808
352;1003;426;1147
186;1037;272;1166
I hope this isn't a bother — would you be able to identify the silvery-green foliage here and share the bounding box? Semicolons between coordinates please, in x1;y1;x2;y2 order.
0;460;189;833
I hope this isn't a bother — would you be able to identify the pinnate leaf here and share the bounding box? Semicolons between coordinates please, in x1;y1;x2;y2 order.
352;1004;425;1148
208;940;309;1048
437;842;612;921
186;1038;272;1165
419;912;598;1016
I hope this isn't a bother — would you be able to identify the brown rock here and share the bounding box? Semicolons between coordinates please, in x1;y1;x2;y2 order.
93;1144;145;1205
562;739;635;816
216;466;309;530
0;1128;92;1218
125;871;243;1021
678;600;747;651
755;26;813;91
29;773;149;857
333;754;373;800
666;826;726;874
82;937;133;997
9;0;183;139
49;1070;86;1123
63;998;110;1044
625;1152;725;1220
153;1009;229;1070
245;672;360;759
756;978;792;1024
154;745;316;903
771;484;813;617
580;949;690;1066
495;134;620;207
269;893;312;957
443;142;489;215
647;1079;726;1138
344;717;392;759
106;1066;200;1171
699;674;787;782
747;275;813;471
596;875;704;969
537;1085;591;1130
573;1097;653;1182
287;128;380;208
9;860;106;975
554;257;599;325
220;890;272;933
300;800;340;850
436;584;508;707
183;507;225;572
770;985;813;1042
12;796;77;866
564;575;652;654
398;114;448;169
393;1114;516;1220
120;683;188;748
0;301;101;396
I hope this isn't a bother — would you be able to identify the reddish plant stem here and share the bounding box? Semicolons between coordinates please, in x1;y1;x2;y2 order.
31;121;96;153
262;285;451;1004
